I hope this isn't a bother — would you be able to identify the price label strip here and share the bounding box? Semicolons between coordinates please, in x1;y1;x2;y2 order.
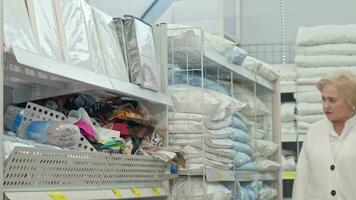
151;186;161;195
282;171;296;180
131;187;141;197
48;191;69;200
218;171;225;181
112;188;122;197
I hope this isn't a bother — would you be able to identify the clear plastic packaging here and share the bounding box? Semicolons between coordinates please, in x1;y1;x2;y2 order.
55;0;93;70
92;7;130;82
4;106;24;133
4;0;38;53
80;0;107;74
124;16;159;91
26;0;64;60
26;121;81;149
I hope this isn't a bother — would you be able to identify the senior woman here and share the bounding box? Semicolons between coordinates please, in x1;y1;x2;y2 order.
293;70;356;200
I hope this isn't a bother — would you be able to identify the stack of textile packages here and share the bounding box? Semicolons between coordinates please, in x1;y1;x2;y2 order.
168;79;279;199
280;102;297;138
294;25;356;132
168;83;247;199
232;85;279;200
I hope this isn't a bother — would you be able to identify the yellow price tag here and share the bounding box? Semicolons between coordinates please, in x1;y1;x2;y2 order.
151;186;161;195
282;171;296;180
218;171;225;181
131;187;141;197
112;188;122;197
48;191;69;200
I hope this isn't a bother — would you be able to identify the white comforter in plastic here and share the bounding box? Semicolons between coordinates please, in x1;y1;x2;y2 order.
296;43;356;56
4;0;38;53
295;55;356;67
296;24;356;46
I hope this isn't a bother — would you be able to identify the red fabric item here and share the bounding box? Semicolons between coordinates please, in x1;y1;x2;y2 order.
112;122;129;138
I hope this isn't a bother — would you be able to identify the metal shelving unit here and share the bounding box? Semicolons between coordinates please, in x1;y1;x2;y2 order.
162;24;282;199
1;2;174;199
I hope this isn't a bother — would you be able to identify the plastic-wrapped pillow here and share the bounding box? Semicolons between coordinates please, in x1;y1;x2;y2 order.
168;112;204;122
168;70;229;95
237;161;257;171
168;120;203;134
234;152;252;167
205;116;233;130
248;127;268;140
205;152;233;164
170;85;220;116
239;185;250;200
205;146;236;159
258;185;278;200
233;141;254;156
241;181;263;200
205;137;234;149
206;127;235;139
230;129;251;144
256;159;281;171
233;85;270;117
282;155;297;171
252;139;278;158
173;177;232;200
224;46;248;65
207;90;246;121
232;116;248;131
26;121;82;149
206;159;233;170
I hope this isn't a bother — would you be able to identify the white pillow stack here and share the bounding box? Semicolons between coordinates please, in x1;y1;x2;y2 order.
169;85;250;172
295;25;356;90
294;25;356;133
280;102;297;136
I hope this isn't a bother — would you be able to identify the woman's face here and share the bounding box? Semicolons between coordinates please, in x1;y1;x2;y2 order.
322;84;353;122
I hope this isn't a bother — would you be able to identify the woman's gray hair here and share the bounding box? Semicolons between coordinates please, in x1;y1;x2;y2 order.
317;69;356;108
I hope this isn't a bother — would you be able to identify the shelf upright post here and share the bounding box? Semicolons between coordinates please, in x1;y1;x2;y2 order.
273;78;283;199
0;0;4;198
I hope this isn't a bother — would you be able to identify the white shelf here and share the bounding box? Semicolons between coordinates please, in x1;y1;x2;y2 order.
179;168;278;182
6;47;172;107
5;187;168;200
4;146;169;197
